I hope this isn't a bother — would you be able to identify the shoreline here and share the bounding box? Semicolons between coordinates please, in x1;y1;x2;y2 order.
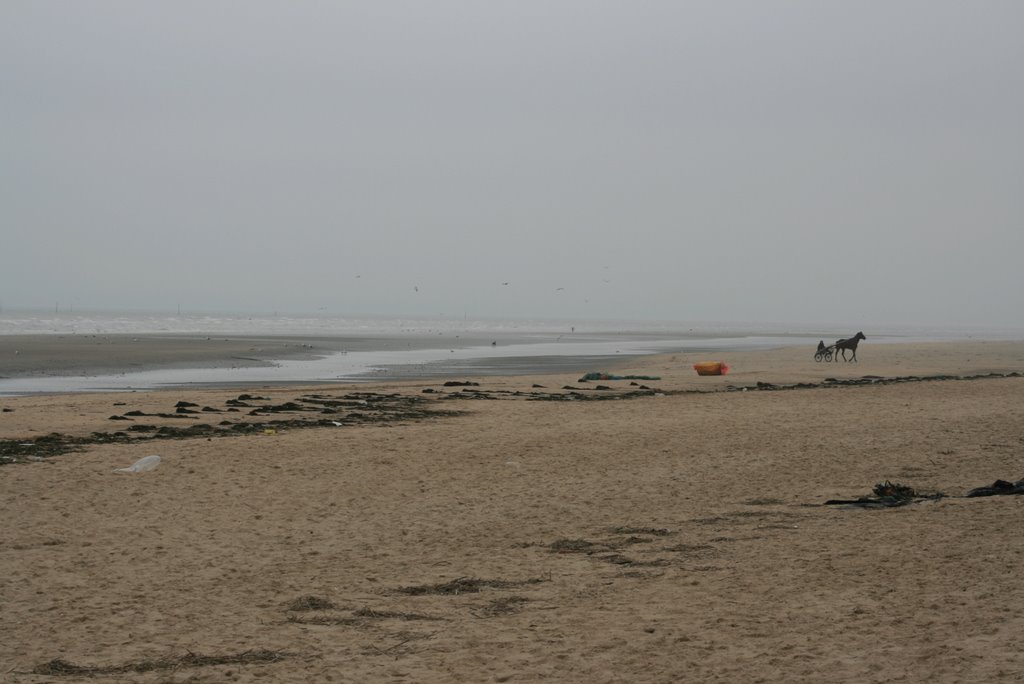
2;339;1022;420
0;331;819;396
3;329;1022;396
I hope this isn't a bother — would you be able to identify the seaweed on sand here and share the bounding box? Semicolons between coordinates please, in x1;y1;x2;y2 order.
609;526;673;536
31;649;288;676
548;538;603;554
965;479;1024;497
825;481;944;508
284;595;336;611
1;392;464;465
353;607;444;621
472;596;529;617
395;576;546;596
0;434;85;464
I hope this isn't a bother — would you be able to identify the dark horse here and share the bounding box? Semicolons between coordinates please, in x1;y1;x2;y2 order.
833;332;866;362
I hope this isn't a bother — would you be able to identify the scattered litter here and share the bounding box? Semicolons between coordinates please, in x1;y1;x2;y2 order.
113;454;160;473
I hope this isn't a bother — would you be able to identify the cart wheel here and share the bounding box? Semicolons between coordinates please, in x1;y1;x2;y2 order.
814;351;824;362
824;350;834;362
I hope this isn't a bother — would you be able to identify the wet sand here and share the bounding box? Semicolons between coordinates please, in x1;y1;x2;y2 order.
2;340;1024;682
0;330;717;383
0;333;500;378
0;330;789;394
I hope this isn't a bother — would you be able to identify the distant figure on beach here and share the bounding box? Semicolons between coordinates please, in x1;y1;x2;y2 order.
813;340;834;362
833;332;866;362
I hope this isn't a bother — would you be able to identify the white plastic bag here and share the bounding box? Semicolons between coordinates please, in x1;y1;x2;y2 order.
114;454;161;473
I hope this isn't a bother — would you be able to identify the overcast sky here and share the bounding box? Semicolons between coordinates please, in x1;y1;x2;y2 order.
2;2;1021;328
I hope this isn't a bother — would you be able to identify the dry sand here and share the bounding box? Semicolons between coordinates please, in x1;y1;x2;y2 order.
2;341;1024;683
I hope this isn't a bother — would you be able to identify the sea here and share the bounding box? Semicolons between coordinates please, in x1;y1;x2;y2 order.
1;309;1021;395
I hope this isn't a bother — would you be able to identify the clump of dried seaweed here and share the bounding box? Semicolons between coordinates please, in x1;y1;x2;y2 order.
825;481;944;508
872;481;918;500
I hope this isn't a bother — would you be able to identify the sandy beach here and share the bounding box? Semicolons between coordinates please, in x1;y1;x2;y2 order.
2;340;1024;682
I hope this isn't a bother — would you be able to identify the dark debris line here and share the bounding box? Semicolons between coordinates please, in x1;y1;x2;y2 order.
825;478;1024;507
965;479;1024;497
31;649;288;677
2;372;1021;465
394;576;547;596
735;371;1022;393
0;391;463;464
824;481;945;509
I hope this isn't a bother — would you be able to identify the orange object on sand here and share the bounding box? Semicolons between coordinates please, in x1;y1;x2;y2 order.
693;361;729;376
